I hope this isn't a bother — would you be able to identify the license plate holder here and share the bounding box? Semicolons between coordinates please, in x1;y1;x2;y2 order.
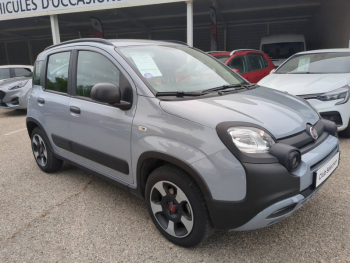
314;152;340;188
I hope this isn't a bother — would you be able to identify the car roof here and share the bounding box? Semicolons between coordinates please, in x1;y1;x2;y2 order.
0;65;33;70
37;39;189;61
295;48;350;55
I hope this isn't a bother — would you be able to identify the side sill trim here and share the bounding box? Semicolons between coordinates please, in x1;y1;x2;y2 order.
52;134;129;175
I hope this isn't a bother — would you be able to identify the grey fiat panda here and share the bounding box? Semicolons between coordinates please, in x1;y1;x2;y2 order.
27;39;340;247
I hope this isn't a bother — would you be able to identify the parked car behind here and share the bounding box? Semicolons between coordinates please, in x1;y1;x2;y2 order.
259;49;350;137
0;65;33;82
209;49;275;83
0;75;33;109
260;34;306;67
27;39;339;247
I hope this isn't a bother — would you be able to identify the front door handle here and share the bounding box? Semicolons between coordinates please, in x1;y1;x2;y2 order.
37;98;45;104
70;106;81;115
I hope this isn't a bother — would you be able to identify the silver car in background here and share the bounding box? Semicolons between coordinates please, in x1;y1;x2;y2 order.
0;65;33;82
0;75;33;109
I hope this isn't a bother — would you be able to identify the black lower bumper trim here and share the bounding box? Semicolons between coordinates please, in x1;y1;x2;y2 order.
206;162;300;230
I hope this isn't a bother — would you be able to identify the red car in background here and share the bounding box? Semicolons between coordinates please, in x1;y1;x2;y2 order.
208;49;275;83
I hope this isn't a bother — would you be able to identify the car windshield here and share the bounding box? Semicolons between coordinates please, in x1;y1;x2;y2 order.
118;45;247;93
262;42;304;60
276;52;350;74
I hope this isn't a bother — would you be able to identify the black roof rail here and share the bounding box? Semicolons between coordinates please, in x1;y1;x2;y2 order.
45;38;113;51
163;40;189;46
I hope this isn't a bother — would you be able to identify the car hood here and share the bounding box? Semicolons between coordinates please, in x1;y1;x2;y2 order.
258;73;350;95
160;87;319;139
0;77;31;89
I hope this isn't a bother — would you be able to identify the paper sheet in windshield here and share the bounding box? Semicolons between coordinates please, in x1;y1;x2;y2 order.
297;57;310;71
130;52;163;78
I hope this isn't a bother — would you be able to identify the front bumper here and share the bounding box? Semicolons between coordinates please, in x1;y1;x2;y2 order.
308;98;350;131
205;134;339;231
0;88;29;109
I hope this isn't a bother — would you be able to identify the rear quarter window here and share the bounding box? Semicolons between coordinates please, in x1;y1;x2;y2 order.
33;61;43;86
0;68;10;80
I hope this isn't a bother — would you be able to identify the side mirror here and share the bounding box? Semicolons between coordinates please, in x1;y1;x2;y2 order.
91;83;131;110
270;69;276;74
232;68;240;74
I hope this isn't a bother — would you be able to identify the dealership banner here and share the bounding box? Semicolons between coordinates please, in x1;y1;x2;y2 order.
91;17;104;38
0;0;189;21
0;0;126;20
210;7;218;51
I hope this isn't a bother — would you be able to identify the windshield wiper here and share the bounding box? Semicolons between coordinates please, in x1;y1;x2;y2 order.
200;84;245;94
155;91;203;97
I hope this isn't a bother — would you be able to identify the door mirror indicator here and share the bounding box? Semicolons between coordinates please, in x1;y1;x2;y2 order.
91;83;131;110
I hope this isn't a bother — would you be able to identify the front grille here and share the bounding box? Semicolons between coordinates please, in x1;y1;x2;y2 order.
0;90;5;100
277;120;325;153
310;146;338;171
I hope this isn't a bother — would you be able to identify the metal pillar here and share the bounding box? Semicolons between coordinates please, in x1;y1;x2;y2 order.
28;41;34;65
224;27;227;51
186;1;194;47
50;15;61;45
4;42;9;64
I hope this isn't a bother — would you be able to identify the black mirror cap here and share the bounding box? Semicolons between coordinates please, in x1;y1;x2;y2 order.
91;83;121;104
322;119;337;137
269;143;301;172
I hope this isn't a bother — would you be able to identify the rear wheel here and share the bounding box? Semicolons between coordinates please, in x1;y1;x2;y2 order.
145;164;213;247
31;127;63;173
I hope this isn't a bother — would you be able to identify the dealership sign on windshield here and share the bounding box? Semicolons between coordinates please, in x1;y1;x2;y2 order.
0;0;126;19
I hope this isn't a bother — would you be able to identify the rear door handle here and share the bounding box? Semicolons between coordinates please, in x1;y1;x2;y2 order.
37;98;45;104
70;106;81;115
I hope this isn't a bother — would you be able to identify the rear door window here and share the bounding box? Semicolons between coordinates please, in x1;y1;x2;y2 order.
14;68;31;77
76;51;120;98
0;68;10;80
246;53;268;72
46;52;71;93
228;56;247;74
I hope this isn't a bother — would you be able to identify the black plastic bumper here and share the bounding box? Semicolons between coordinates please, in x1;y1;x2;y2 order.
205;162;300;230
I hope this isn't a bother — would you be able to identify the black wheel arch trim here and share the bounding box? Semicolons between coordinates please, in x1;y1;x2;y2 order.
134;151;213;200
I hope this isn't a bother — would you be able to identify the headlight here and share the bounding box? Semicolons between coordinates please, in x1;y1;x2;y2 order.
317;85;350;105
8;80;29;90
228;127;275;153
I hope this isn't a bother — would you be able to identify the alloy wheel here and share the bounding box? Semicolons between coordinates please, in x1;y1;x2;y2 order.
150;180;194;238
32;134;48;167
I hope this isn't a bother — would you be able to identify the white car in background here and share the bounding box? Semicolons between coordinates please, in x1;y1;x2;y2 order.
0;65;33;82
259;49;350;137
260;34;306;67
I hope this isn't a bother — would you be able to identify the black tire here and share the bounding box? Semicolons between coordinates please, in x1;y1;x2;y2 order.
31;127;63;173
145;164;213;247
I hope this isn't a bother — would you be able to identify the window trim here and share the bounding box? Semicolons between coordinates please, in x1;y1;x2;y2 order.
44;50;74;96
246;52;269;73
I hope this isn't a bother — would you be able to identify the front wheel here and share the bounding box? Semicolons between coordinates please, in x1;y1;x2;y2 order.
31;127;63;173
145;164;213;247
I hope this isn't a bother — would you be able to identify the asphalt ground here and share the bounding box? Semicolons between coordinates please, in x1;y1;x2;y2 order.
0;108;349;262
